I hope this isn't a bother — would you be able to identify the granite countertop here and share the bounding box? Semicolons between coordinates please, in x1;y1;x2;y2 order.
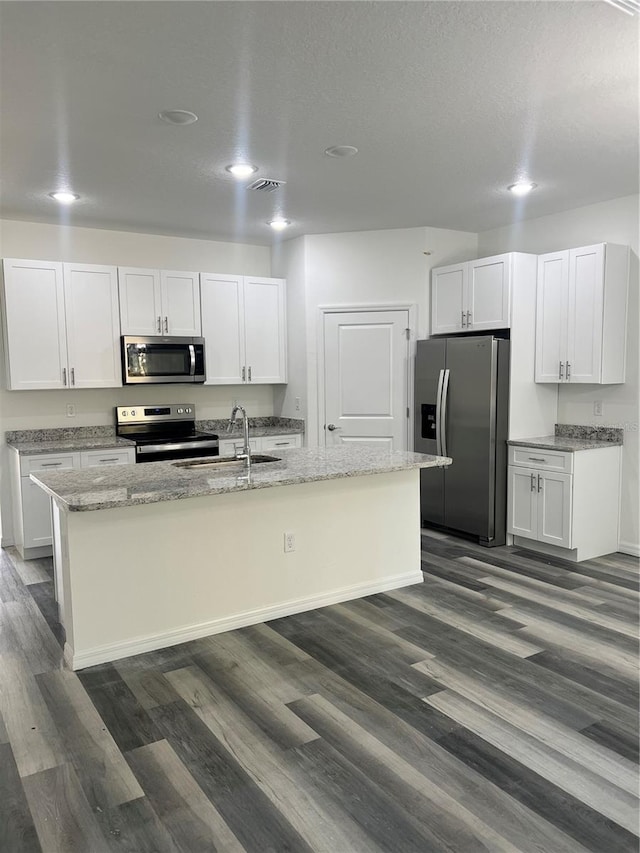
6;418;304;456
31;446;452;513
507;435;623;452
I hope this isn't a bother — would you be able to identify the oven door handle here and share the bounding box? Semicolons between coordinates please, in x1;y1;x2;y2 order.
189;345;196;376
136;439;219;455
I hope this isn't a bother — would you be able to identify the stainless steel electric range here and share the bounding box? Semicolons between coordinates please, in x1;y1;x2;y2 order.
115;404;219;463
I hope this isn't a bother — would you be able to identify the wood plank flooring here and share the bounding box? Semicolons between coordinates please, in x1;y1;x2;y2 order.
0;533;638;852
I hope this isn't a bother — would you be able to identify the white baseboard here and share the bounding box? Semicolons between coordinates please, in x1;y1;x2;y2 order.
618;541;640;558
66;569;424;671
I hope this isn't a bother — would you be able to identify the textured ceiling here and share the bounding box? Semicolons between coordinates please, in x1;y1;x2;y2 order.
0;1;638;245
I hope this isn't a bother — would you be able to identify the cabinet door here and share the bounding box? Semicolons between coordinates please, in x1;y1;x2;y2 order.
535;251;568;383
80;448;135;467
261;434;302;451
21;477;53;548
200;274;245;384
566;244;604;383
160;270;201;336
507;466;538;539
63;264;121;388
2;259;68;389
537;471;572;548
431;264;465;334
118;267;162;335
466;255;511;331
244;277;287;383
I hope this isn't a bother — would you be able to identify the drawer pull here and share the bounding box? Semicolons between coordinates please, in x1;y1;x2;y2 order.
274;442;289;446
40;462;63;468
528;457;547;463
99;457;120;463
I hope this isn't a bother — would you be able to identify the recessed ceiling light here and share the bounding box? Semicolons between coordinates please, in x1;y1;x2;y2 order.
508;181;537;197
268;218;290;231
226;163;258;178
158;109;198;125
49;191;79;204
325;145;359;158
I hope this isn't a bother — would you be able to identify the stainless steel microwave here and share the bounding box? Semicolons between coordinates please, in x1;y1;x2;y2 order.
121;336;206;384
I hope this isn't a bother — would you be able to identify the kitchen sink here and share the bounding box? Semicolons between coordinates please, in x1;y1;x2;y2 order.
172;454;281;469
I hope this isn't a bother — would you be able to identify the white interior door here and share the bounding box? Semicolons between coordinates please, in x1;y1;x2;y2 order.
323;310;409;449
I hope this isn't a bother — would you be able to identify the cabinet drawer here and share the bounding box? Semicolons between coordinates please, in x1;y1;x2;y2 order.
261;434;302;450
80;448;135;468
20;453;79;476
508;446;573;474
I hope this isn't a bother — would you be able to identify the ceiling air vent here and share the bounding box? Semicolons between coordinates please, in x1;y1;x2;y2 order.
247;178;286;192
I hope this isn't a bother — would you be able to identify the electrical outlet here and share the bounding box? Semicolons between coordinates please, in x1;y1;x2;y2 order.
66;404;76;418
295;396;301;412
284;532;296;553
593;400;603;417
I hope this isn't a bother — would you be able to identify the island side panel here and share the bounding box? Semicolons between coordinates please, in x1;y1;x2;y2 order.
60;470;423;669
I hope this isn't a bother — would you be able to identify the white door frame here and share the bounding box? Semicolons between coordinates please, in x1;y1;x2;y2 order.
316;303;418;449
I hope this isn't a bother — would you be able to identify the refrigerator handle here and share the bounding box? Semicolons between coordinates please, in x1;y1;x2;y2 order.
435;369;445;455
440;369;450;456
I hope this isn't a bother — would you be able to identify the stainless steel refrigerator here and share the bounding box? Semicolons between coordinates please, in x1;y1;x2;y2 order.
414;335;509;546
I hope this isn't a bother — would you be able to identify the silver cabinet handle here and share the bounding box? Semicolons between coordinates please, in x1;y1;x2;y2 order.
566;362;571;380
466;311;472;326
274;441;289;446
248;366;252;382
530;473;536;492
71;367;75;386
164;316;169;334
461;310;465;328
559;361;564;380
41;462;63;468
62;367;67;386
528;457;546;463
537;474;543;492
157;316;162;333
327;424;341;431
98;457;120;463
242;366;246;382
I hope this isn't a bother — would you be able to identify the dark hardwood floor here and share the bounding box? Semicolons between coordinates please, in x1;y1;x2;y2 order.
1;531;638;852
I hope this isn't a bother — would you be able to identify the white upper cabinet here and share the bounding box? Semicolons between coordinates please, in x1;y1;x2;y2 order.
431;254;511;335
2;259;121;390
201;274;286;385
535;243;629;384
63;264;121;388
118;267;201;336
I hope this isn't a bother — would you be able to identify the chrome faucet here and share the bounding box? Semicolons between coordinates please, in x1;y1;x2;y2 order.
228;403;251;474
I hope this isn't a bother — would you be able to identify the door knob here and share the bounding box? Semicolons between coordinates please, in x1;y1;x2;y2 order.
327;424;341;431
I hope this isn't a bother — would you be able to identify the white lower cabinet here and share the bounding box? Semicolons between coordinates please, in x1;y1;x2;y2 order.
507;444;621;561
10;446;135;558
218;433;302;457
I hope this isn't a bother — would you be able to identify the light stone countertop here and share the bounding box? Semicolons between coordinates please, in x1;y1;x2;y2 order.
8;436;136;455
507;435;623;452
31;446;452;513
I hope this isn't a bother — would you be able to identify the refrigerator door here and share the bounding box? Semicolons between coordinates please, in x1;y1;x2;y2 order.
442;336;499;539
414;339;446;527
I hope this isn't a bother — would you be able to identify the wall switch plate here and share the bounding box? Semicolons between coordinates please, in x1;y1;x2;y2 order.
284;532;296;553
295;397;301;412
593;401;603;417
66;404;76;418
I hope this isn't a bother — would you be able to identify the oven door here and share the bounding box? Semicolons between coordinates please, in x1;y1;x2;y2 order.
122;337;206;384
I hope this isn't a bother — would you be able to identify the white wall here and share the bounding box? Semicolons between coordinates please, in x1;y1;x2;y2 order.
273;226;479;445
0;219;274;544
272;236;308;420
478;195;639;554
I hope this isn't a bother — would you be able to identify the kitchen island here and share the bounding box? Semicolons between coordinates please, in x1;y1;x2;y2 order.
32;446;451;670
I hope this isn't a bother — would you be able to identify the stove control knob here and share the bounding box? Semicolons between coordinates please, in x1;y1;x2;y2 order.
131;410;136;416
186;407;192;413
177;408;183;414
121;410;128;417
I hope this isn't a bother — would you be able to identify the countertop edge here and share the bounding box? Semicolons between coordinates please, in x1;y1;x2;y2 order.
507;437;623;452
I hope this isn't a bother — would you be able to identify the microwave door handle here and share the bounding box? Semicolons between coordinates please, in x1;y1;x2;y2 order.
435;369;445;456
440;368;450;457
189;344;196;376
